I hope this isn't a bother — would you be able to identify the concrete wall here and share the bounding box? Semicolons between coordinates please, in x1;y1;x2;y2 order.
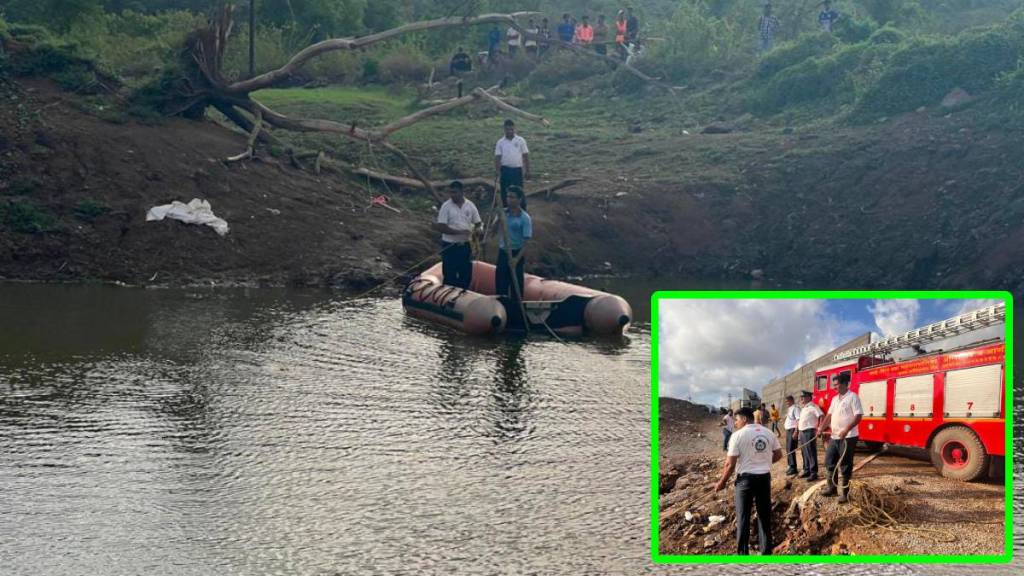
760;333;872;410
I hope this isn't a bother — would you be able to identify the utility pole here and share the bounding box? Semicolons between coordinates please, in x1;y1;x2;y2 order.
249;0;256;78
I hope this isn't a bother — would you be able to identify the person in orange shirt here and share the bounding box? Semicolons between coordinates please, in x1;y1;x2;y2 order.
614;11;628;58
575;15;594;45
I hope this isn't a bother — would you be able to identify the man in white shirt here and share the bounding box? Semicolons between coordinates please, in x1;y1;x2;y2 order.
782;395;801;477
494;119;530;210
720;408;735;452
506;26;521;56
816;372;863;503
797;390;823;480
433;180;481;289
714;407;782;555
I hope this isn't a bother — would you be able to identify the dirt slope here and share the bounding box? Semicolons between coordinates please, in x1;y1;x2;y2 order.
3;75;1024;292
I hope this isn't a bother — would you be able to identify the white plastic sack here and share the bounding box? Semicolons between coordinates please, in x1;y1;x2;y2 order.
146;198;229;236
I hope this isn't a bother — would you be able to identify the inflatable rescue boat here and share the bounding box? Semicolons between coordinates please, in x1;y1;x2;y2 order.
402;261;632;336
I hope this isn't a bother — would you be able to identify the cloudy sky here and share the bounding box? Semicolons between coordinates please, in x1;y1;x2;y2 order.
657;298;1004;406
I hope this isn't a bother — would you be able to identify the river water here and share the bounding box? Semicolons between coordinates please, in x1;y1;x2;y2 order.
0;283;1019;575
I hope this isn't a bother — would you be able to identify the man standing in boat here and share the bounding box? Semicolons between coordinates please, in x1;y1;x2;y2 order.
496;185;532;325
434;180;481;289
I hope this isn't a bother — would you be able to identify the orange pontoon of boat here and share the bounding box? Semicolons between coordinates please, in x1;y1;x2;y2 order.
402;261;632;336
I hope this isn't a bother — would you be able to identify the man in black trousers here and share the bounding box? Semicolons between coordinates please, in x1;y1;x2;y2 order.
714;406;782;555
494;119;530;210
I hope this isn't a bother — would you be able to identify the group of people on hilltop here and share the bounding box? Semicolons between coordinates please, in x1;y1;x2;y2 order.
717;374;862;555
453;2;845;75
460;7;641;72
758;1;841;53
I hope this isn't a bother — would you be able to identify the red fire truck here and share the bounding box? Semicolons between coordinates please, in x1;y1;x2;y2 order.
813;303;1006;482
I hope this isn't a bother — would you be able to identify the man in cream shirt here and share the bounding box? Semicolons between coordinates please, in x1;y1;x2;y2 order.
714;407;782;555
797;390;823;481
782;395;801;477
433;181;481;289
817;372;863;503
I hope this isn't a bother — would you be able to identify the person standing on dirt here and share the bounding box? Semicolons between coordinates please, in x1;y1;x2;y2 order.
575;15;595;45
758;3;780;54
495;186;532;325
524;19;539;57
434;180;482;289
818;1;840;34
449;47;472;76
817;372;863;503
797;390;823;480
720;408;735;452
557;14;575;43
539;17;552;55
714;406;782;555
769;403;781;437
594;14;610;55
753;403;764;424
487;24;502;63
626;7;640;44
506;24;522;57
615;10;628;58
495;119;530;210
782;396;800;476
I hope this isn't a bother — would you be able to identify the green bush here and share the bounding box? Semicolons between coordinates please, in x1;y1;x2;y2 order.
73;199;109;221
222;24;315;82
853;27;1022;119
64;10;203;81
528;51;606;88
611;65;646;94
756;32;839;79
868;26;907;45
378;50;431;84
833;16;878;44
0;199;57;233
362;57;380;80
650;0;749;82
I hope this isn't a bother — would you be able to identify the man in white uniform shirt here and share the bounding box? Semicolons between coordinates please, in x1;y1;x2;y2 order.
494;119;530;210
714;407;782;555
433;180;481;289
782;395;801;476
817;372;863;503
797;390;823;480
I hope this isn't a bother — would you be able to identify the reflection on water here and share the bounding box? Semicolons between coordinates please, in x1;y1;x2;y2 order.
0;283;1019;575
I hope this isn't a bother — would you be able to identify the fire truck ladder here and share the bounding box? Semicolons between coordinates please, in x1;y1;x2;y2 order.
834;303;1006;361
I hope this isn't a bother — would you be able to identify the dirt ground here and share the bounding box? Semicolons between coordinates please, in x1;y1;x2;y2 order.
4;71;1024;292
658;406;1006;556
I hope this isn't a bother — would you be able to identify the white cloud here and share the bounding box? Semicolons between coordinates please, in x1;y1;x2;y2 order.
658;300;846;405
868;300;920;336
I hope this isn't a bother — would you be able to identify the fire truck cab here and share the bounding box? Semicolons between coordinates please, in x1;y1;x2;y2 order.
812;304;1006;482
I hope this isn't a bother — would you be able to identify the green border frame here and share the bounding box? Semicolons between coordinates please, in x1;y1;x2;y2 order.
650;290;1013;564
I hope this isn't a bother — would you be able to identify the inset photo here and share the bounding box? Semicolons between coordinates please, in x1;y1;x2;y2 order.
651;292;1012;563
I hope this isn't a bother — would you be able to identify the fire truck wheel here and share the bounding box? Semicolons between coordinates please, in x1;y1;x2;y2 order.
929;426;990;482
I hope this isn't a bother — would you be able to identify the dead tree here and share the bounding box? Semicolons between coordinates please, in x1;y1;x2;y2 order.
173;5;664;201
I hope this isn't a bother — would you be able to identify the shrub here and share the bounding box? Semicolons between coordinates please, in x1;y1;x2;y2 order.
0;199;57;233
868;26;907;45
73;199;108;221
833;16;878;44
853;28;1022;119
362;57;380;80
756;32;839;79
378;50;431;84
528;51;605;88
611;65;646;94
649;1;749;82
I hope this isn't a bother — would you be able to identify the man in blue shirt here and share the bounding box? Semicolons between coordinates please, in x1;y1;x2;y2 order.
557;13;575;43
496;186;532;320
487;24;501;62
818;1;839;33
